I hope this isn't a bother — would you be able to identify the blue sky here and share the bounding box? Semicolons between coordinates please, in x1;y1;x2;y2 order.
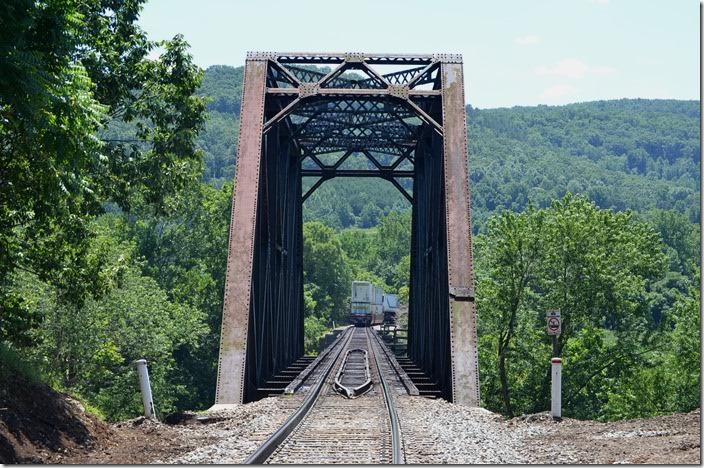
138;0;698;109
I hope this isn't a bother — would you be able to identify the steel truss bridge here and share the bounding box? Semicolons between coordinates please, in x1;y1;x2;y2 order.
215;51;480;406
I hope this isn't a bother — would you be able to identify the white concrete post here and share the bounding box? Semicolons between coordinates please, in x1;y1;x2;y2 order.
135;359;156;419
551;357;562;419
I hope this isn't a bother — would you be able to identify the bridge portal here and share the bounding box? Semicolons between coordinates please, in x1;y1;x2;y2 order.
215;52;479;406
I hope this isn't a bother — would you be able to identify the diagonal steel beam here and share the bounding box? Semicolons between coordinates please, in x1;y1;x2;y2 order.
301;176;326;202
406;99;443;135
263;97;301;133
270;59;302;86
317;61;348;87
407;61;440;88
388;176;413;203
358;61;391;88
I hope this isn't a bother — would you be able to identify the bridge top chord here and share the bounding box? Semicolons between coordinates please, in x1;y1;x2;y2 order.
246;51;463;64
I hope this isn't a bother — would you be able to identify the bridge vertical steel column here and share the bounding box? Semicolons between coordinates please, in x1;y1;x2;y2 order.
441;61;480;406
407;127;452;402
214;57;268;405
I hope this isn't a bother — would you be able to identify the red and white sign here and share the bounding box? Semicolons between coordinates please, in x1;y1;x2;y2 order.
546;310;561;335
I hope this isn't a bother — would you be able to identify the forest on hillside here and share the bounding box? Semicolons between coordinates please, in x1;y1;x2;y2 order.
197;66;700;232
1;2;699;426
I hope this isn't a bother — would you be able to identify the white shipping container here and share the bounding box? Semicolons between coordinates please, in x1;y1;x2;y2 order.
350;281;386;325
374;286;384;305
352;281;372;303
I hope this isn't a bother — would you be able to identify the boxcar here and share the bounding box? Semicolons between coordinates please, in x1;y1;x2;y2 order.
350;281;385;326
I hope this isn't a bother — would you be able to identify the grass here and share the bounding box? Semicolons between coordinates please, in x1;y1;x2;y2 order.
0;341;42;384
67;391;107;421
0;342;107;421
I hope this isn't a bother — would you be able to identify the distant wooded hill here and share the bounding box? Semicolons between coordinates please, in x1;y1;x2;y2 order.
196;65;700;232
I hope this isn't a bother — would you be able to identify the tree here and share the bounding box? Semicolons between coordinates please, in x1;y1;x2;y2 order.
476;194;669;419
1;0;108;325
475;207;544;416
372;211;411;289
643;209;700;276
603;280;700;419
0;0;206;345
303;222;352;323
125;182;232;410
14;214;208;421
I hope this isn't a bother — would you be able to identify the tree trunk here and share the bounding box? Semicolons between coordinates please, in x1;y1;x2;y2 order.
498;344;513;417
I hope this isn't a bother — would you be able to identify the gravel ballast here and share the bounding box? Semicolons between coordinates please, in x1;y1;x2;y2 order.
58;396;699;464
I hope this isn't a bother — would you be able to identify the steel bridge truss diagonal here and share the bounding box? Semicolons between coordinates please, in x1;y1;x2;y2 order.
215;52;480;406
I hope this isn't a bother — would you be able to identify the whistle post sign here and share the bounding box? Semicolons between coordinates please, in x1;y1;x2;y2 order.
546;309;561;336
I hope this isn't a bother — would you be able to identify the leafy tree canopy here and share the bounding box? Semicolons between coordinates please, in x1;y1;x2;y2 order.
0;0;206;343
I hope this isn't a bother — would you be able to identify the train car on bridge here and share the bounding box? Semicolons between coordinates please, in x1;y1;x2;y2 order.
350;281;385;326
382;293;399;324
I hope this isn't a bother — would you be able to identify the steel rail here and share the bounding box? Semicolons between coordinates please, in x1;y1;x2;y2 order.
243;326;354;464
367;327;404;464
333;348;372;398
283;326;350;395
369;326;419;396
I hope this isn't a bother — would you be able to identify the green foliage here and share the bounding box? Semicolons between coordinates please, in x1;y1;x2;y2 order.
78;0;207;213
77;270;206;421
0;0;107;316
195;65;242;186
302;178;409;229
9;214;208;421
334;212;411;296
474;207;545;416
304;316;329;354
372;211;412;288
603;281;701;419
123;182;232;410
300;211;412;335
476;194;676;420
642;209;700;276
0;0;208;421
468;100;700;231
0;0;206;347
0;341;42;384
303;222;352;324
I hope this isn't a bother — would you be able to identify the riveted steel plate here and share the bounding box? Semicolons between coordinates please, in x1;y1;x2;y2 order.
343;52;366;63
298;83;319;97
214;59;268;405
441;60;480;407
388;85;410;100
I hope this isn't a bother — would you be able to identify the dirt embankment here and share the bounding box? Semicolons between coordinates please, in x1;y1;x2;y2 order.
0;373;112;464
509;409;701;464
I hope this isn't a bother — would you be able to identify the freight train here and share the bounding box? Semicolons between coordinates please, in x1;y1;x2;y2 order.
349;281;399;327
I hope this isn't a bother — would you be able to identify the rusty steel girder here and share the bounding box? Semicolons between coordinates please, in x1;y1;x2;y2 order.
215;52;480;406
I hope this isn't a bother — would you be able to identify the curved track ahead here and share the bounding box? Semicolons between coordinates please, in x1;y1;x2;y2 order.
244;326;404;464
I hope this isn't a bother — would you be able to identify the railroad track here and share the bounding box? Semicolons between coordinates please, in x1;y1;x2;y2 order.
244;326;404;464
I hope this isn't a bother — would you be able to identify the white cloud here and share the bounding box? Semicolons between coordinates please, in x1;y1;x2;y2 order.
541;83;578;100
514;35;541;46
590;0;610;5
536;59;617;79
